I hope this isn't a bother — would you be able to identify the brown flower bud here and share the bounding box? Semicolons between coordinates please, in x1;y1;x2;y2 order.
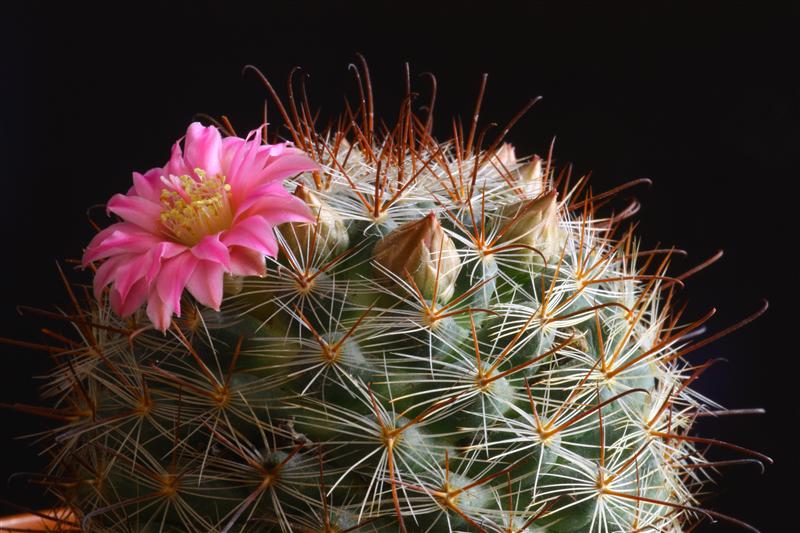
373;213;461;302
280;184;349;261
497;190;564;260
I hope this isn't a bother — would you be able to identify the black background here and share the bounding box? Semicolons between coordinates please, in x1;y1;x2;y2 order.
1;2;797;531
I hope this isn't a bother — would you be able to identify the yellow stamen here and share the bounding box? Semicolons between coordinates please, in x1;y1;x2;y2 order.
159;169;233;246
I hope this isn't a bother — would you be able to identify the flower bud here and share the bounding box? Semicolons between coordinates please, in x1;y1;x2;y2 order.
497;191;564;260
373;213;461;302
517;155;544;197
335;136;351;156
222;273;244;296
494;142;517;169
280;184;349;261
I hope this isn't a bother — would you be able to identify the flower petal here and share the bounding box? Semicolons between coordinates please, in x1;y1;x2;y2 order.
112;252;152;304
191;234;231;270
145;241;186;284
221;216;279;258
222;135;316;204
83;223;162;264
107;193;163;233
93;254;126;300
164;140;191;178
131;167;164;202
261;150;319;185
110;278;148;317
183;122;222;177
146;290;173;333
222;129;263;194
185;260;225;310
156;252;198;317
237;186;314;225
229;247;266;276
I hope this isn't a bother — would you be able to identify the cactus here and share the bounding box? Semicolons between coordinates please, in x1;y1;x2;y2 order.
19;62;768;532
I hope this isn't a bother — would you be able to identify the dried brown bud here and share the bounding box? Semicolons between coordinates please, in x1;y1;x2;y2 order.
497;190;564;260
373;213;461;302
280;184;349;261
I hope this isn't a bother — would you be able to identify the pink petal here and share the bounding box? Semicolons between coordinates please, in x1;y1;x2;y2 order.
183;122;222;177
146;290;174;333
220;136;245;172
229;247;266;276
156;252;198;317
145;241;187;284
185;260;225;310
190;234;231;270
232;179;285;213
237;187;314;225
131;167;164;202
261;151;319;184
83;223;161;264
221;215;279;257
107;193;163;233
223;135;318;205
110;278;148;317
93;254;126;300
108;240;187;304
112;252;152;304
264;141;290;157
223;129;263;193
164;141;191;178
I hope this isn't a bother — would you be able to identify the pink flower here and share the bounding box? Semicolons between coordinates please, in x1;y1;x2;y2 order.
83;122;317;332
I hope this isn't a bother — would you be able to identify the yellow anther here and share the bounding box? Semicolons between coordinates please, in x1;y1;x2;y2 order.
159;169;233;245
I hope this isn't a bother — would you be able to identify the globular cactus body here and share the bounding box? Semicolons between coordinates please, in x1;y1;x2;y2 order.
31;65;759;533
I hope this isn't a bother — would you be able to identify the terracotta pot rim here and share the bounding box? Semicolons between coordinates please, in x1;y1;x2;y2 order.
0;508;77;532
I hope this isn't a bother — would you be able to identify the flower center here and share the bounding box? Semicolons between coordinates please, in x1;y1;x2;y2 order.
159;169;233;246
